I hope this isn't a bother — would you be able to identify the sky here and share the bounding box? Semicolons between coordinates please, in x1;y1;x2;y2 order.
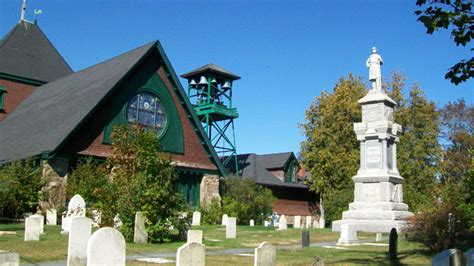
1;0;473;156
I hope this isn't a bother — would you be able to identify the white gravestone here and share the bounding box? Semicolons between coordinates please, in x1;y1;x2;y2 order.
250;219;255;227
465;248;474;266
187;230;203;244
221;214;228;226
176;242;205;266
264;221;270;227
24;215;42;241
0;251;19;266
305;216;312;229
338;224;358;245
254;241;276;266
30;214;44;234
134;212;148;244
113;214;123;228
226;217;237;238
192;211;201;226
87;227;125;266
319;217;325;229
67;217;92;266
64;194;86;233
46;209;57;225
376;233;383;242
432;249;467;266
278;215;287;230
294;216;301;228
313;220;319;228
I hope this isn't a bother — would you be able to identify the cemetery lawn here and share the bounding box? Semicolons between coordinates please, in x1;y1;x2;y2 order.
0;224;432;265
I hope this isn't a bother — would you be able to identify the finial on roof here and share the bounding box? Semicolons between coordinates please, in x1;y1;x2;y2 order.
20;0;27;21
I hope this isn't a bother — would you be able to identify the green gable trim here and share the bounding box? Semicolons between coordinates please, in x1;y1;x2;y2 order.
0;72;46;86
0;86;5;110
102;73;184;154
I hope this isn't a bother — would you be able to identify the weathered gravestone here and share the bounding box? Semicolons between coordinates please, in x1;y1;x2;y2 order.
46;209;57;225
294;216;301;229
221;214;228;226
24;215;42;241
87;227;125;266
264;221;270;227
192;211;201;226
0;250;19;266
432;249;467;266
30;214;44;234
376;233;383;242
465;248;474;266
67;217;92;266
226;217;237;238
250;219;255;227
176;242;205;266
302;230;310;248
313;220;319;228
338;224;358;245
187;230;203;244
318;216;325;229
63;194;86;233
388;228;397;261
305;216;312;229
254;241;276;266
278;215;287;230
134;212;148;244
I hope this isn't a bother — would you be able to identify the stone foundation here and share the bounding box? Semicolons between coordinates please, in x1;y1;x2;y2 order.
199;174;221;208
41;157;68;210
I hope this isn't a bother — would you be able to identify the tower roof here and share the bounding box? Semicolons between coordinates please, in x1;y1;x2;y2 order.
181;63;240;80
0;21;73;83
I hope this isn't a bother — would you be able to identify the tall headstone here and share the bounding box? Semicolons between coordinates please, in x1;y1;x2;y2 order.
250;219;255;227
67;217;92;266
388;228;398;261
312;220;319;228
254;242;276;266
278;215;287;230
305;216;312;229
432;249;467;266
221;214;228;226
0;251;19;266
87;227;125;266
338;224;358;245
133;212;148;244
30;214;44;234
332;48;413;233
465;248;474;266
46;209;57;225
63;194;86;233
302;230;310;247
176;242;205;266
192;211;201;226
376;233;383;242
226;217;237;238
24;215;42;241
187;230;203;244
294;216;301;229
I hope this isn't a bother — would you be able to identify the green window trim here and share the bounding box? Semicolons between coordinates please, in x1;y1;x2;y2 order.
0;86;6;111
284;160;299;183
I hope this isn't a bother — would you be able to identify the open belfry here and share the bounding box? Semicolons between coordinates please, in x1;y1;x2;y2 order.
332;48;414;232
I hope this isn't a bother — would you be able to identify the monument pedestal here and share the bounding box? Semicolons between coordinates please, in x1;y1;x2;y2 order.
332;90;413;233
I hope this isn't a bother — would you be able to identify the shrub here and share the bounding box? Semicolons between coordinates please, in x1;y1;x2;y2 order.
67;158;108;207
199;198;223;225
220;177;276;225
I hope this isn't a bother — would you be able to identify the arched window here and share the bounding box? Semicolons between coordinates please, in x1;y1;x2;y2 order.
127;92;167;136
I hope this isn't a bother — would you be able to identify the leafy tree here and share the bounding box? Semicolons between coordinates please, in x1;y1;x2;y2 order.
415;0;473;84
300;74;366;223
67;158;108;207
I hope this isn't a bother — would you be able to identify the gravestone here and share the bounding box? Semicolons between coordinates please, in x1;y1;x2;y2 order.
250;219;255;227
192;211;201;226
294;216;301;228
30;214;44;234
338;224;358;245
376;233;383;242
319;217;325;228
226;217;237;238
67;217;92;266
312;220;319;228
63;194;86;233
432;249;467;266
278;215;287;230
46;209;57;225
302;230;310;247
176;242;205;266
254;242;276;266
466;248;474;266
222;214;228;226
187;230;203;244
87;227;126;266
113;214;123;228
388;228;397;261
264;221;270;227
306;216;312;228
24;215;42;241
134;212;148;244
0;251;19;266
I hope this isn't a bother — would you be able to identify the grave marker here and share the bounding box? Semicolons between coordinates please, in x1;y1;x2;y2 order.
432;249;466;266
24;215;42;241
338;224;358;245
64;194;86;233
0;251;19;266
254;242;276;266
226;217;237;238
67;217;92;266
278;215;287;230
222;214;228;226
133;212;148;244
87;227;125;266
294;216;301;228
465;248;474;266
192;211;201;226
176;242;205;266
30;214;44;234
305;216;312;228
302;230;310;247
250;219;255;226
388;228;397;261
46;209;57;225
187;230;203;244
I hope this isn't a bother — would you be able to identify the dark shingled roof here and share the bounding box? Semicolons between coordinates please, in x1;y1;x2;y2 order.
226;153;308;189
0;21;73;82
180;63;241;80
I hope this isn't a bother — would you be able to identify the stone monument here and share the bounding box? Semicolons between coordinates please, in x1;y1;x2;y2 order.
332;47;413;233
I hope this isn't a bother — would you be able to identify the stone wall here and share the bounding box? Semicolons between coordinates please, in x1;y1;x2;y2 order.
41;157;68;210
199;174;221;208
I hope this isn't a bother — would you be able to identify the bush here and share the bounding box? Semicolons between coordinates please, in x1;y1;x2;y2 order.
220;177;276;225
199;198;223;225
324;188;353;225
67;158;108;207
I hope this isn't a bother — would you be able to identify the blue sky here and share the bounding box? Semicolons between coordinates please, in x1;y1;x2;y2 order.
1;0;472;156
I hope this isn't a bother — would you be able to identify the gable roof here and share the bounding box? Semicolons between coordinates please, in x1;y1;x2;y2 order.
0;21;73;83
259;152;295;169
227;153;307;188
181;63;241;80
0;40;227;176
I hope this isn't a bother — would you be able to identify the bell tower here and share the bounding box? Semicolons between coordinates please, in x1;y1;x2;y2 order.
181;64;240;172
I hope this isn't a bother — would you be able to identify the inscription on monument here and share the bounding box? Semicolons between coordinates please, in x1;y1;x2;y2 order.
366;140;381;169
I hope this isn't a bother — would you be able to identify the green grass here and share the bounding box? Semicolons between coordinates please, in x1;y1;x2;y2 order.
0;223;432;265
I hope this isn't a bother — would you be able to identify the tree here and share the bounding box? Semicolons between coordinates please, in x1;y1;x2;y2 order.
67;158;108;208
415;0;473;85
300;74;366;223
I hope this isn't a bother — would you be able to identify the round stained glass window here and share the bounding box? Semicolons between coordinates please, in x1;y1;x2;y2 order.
127;92;167;136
